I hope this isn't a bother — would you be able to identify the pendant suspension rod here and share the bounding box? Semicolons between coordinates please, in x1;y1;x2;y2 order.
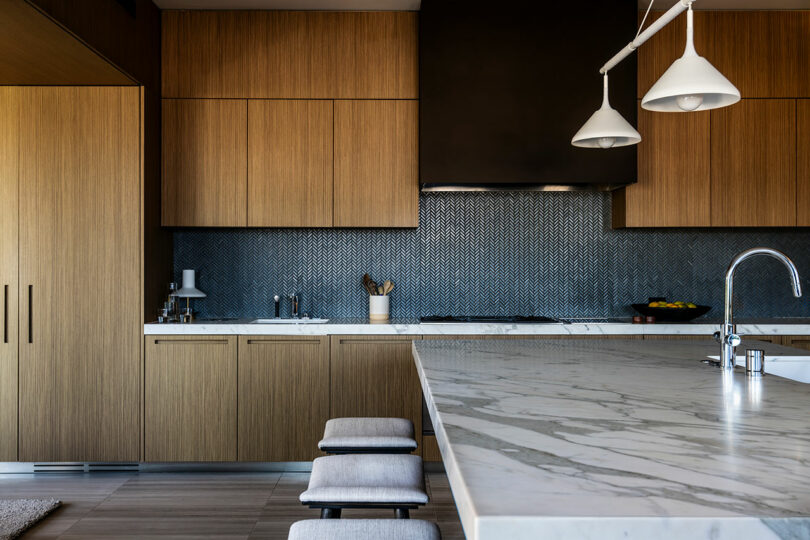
599;0;695;75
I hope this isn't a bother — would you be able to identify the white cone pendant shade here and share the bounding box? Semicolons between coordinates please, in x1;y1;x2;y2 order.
572;75;641;148
642;7;740;112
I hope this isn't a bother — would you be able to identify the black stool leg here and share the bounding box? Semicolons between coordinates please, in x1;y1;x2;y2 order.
394;508;410;519
320;508;342;519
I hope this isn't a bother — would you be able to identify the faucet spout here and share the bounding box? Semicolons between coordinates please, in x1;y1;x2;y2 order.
721;248;802;369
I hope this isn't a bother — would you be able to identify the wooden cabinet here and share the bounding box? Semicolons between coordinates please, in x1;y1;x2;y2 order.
162;99;247;227
238;336;330;461
639;11;810;99
623;11;810;229
798;100;810;226
330;336;423;451
613;105;711;228
248;100;333;227
161;11;418;229
710;99;796;227
709;12;810;99
334;100;419;227
162;11;418;99
0;88;19;461
782;336;810;351
145;336;237;462
18;87;141;462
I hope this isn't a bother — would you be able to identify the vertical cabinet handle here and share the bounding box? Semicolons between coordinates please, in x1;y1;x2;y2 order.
27;285;32;344
2;284;7;344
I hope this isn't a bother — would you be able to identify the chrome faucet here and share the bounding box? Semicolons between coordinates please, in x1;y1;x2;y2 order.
717;248;802;369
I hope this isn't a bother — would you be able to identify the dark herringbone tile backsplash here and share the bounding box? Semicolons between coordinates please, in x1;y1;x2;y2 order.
174;192;810;320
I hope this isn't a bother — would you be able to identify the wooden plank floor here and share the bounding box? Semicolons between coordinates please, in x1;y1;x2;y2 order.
0;472;465;539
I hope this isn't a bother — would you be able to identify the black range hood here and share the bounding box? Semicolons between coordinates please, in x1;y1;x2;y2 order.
419;0;638;191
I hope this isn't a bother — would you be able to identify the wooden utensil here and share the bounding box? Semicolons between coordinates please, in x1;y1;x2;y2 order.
383;280;394;295
363;274;376;295
378;285;384;295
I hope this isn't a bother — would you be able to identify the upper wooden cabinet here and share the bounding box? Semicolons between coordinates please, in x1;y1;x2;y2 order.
710;99;796;227
798;100;810;226
638;11;810;99
709;12;810;99
613;104;711;228
162;99;248;227
162;11;418;99
334;100;419;227
248;100;333;227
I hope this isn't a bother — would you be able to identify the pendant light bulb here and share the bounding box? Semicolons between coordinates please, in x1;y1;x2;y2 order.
597;137;616;149
676;94;704;111
642;5;740;112
571;74;641;149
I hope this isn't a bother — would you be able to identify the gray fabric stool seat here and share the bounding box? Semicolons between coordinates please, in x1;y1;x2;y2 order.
288;519;441;540
318;417;417;454
300;454;428;518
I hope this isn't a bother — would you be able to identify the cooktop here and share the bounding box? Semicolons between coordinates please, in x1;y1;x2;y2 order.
419;315;560;324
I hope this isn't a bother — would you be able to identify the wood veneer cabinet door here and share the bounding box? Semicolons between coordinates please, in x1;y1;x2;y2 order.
18;87;140;462
0;88;19;461
162;11;418;99
238;336;330;461
710;100;796;227
162;99;247;227
709;12;809;98
613;104;711;228
330;336;423;451
334;100;419;227
145;336;237;462
248;100;333;227
798;100;810;226
783;336;810;351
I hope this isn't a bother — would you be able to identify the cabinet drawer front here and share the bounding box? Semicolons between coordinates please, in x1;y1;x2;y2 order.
145;336;237;462
238;336;329;461
329;335;423;453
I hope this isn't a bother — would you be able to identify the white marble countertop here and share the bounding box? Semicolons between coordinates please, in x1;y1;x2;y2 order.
143;318;810;336
413;338;810;540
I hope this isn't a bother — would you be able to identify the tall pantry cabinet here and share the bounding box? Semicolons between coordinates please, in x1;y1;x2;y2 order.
1;86;142;462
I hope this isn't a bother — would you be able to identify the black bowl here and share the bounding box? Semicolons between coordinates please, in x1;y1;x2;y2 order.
631;304;711;322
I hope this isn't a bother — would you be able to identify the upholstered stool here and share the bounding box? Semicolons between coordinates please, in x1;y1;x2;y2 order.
288;519;441;540
300;454;428;518
318;417;417;454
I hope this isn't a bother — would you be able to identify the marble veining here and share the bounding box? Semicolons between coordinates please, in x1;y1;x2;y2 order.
413;339;810;540
143;319;810;336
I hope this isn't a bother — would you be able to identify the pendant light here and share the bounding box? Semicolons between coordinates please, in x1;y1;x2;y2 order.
642;5;740;112
572;74;641;149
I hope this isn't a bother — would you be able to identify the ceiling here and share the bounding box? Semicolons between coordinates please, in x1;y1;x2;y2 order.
153;0;809;8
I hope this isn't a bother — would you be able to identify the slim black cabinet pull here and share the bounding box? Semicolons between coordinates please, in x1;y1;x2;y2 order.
27;285;32;344
2;284;7;344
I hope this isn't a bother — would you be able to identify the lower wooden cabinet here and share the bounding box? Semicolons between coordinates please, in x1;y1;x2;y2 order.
330;335;423;452
783;336;810;350
145;336;237;462
238;336;330;461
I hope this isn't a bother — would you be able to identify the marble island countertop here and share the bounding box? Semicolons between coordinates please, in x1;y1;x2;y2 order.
143;317;810;336
412;338;810;540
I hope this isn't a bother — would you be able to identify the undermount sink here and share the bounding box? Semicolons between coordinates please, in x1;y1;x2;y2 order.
250;318;329;324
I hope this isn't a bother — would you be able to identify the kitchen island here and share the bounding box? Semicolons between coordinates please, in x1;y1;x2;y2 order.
413;339;810;540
